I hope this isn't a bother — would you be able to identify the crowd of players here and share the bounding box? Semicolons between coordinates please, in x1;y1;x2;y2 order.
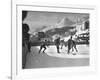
38;36;78;54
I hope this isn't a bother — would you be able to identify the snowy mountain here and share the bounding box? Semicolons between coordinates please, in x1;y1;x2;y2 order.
56;17;75;28
41;17;76;32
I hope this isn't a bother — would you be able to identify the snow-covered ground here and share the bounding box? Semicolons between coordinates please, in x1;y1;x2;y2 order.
25;45;89;69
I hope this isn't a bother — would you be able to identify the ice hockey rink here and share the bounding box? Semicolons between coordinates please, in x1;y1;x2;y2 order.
25;45;89;69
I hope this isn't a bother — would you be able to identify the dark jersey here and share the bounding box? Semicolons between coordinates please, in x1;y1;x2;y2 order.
68;39;76;46
41;41;48;47
68;39;73;45
55;38;60;45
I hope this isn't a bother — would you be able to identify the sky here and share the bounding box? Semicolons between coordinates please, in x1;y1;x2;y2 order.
23;11;89;33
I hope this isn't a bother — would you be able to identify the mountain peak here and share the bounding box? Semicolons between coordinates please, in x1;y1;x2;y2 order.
57;17;75;28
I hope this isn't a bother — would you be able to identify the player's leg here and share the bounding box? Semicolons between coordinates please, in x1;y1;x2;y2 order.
38;45;42;53
61;43;63;49
74;44;78;52
72;45;74;52
43;46;46;53
68;45;71;54
57;44;60;53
